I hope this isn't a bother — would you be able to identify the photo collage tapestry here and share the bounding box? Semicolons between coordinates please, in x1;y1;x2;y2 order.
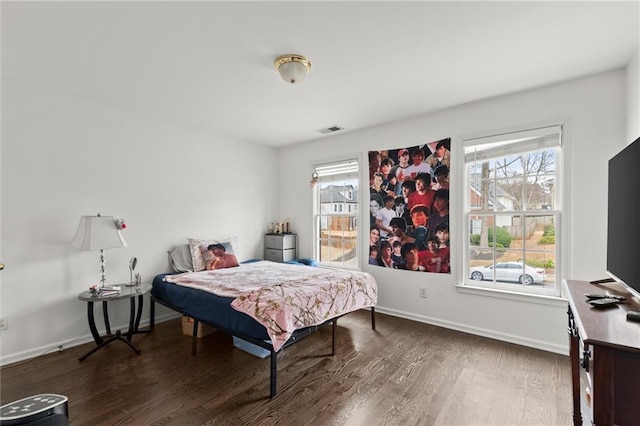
368;138;450;273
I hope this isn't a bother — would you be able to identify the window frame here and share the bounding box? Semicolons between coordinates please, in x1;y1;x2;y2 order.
461;124;564;299
312;158;360;270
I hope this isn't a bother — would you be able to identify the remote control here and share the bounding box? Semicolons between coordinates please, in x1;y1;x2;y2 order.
585;293;609;299
585;294;626;301
589;298;621;308
627;311;640;322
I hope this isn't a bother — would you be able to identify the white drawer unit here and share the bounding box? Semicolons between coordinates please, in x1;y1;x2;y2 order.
264;234;297;263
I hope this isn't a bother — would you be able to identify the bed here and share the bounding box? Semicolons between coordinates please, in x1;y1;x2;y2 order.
150;260;378;398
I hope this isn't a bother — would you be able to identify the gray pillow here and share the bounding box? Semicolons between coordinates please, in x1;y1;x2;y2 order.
168;244;193;273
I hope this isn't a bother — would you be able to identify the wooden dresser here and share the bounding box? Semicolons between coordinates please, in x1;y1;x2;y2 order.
563;279;640;425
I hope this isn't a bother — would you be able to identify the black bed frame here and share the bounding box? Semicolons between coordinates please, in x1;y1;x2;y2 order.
149;297;376;398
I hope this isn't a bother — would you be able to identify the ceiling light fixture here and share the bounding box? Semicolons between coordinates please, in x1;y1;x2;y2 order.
274;54;312;84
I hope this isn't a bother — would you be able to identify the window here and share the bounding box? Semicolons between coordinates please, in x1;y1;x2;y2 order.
313;159;359;268
463;125;561;296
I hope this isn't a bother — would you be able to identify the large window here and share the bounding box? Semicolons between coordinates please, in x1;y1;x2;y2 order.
463;125;562;296
313;159;359;268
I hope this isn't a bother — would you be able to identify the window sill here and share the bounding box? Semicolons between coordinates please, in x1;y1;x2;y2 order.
318;263;360;272
455;283;567;307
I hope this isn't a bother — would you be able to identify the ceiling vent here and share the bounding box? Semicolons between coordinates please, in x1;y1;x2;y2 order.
317;125;344;134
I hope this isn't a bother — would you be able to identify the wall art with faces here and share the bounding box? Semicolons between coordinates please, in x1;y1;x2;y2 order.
368;138;451;273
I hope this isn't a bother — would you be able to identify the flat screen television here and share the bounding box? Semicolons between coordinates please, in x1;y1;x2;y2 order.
607;136;640;297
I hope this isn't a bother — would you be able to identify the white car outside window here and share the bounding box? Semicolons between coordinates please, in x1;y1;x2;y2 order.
469;262;545;285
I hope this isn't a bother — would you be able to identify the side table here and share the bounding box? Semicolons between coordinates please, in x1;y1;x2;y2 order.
77;283;152;361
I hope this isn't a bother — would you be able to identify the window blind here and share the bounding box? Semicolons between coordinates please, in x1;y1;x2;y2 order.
314;159;359;177
464;125;562;163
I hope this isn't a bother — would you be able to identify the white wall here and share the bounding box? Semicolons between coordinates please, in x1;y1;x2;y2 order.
279;69;628;355
627;48;640;141
0;80;278;364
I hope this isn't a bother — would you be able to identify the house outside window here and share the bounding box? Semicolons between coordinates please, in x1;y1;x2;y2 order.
313;159;359;268
463;125;562;297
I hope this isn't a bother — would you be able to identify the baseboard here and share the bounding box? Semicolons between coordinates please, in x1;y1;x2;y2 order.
0;312;180;367
3;307;568;367
373;306;569;356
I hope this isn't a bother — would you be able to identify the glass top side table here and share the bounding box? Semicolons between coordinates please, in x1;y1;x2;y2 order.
77;283;152;361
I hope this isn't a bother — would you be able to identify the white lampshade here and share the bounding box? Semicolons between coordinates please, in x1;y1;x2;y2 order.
72;214;127;288
71;215;128;251
274;54;312;84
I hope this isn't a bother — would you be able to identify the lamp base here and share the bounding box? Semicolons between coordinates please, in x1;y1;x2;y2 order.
98;249;107;289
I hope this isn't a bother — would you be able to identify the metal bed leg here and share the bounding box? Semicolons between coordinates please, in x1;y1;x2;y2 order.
270;350;277;398
150;298;155;330
191;319;199;356
371;306;376;330
332;318;337;356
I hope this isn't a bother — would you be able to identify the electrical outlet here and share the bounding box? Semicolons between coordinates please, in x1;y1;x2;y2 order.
420;288;428;298
0;317;7;330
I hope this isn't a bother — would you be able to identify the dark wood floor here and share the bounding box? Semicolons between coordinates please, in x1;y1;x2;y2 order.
1;311;573;425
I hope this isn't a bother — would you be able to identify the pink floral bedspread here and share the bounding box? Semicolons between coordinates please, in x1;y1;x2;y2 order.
164;261;378;351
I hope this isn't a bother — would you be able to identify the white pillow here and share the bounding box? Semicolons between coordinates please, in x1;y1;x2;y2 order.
187;237;238;272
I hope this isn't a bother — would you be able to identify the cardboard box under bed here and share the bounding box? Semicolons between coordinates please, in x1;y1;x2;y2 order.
181;316;216;338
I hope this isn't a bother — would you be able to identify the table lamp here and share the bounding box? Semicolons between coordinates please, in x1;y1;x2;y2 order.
71;213;128;288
